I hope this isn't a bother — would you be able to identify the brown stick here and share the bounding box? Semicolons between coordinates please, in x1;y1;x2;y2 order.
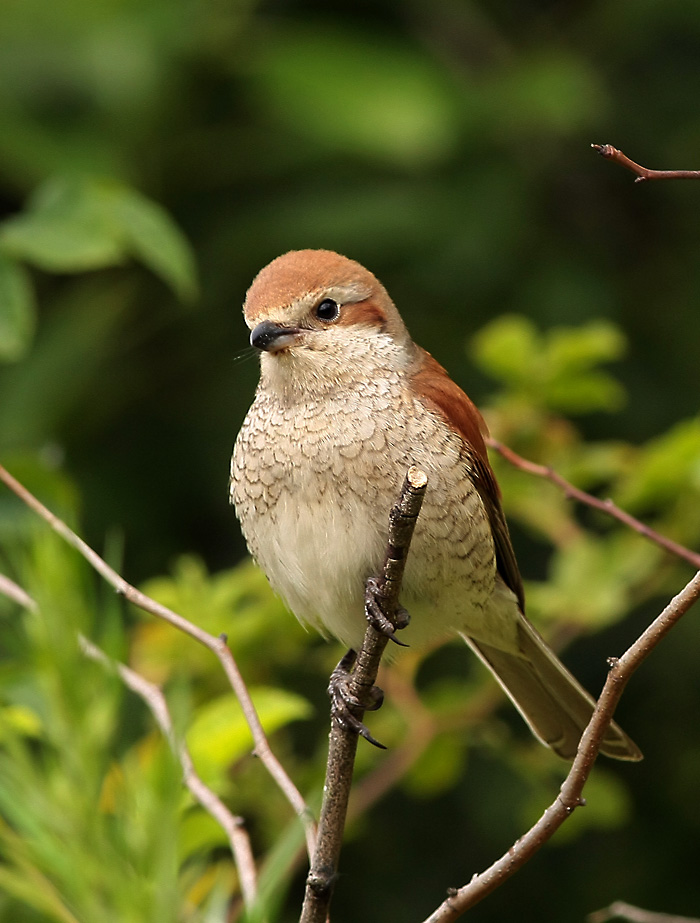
487;438;700;571
592;144;700;183
299;466;428;923
588;902;700;923
0;462;317;861
422;568;700;922
79;635;259;908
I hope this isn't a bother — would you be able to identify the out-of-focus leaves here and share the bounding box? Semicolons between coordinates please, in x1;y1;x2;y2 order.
488;51;609;136
0;704;42;743
0;254;35;363
248;25;461;168
106;186;198;301
186;688;312;788
472;315;626;413
527;531;660;629
0;177;197;300
0;177;126;271
131;556;307;688
402;733;466;798
615;418;700;511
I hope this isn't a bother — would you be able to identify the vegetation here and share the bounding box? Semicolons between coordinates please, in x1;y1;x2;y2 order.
1;2;700;921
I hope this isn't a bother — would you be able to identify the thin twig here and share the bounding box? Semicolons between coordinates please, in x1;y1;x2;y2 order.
299;466;428;923
487;439;700;571
422;568;700;922
0;462;316;861
78;635;258;908
0;572;38;610
592;144;700;183
0;570;262;911
588;902;700;923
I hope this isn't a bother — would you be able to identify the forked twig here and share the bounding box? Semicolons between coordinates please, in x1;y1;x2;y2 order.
423;568;700;921
0;463;316;862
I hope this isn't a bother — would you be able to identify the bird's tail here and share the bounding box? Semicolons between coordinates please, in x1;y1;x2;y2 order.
461;617;642;761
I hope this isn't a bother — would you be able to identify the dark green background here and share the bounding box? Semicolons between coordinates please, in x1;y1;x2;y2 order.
1;1;699;920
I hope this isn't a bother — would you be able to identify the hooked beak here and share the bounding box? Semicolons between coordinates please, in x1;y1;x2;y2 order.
249;320;302;353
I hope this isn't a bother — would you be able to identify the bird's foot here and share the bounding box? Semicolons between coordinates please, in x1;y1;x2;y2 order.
328;649;386;749
364;576;410;645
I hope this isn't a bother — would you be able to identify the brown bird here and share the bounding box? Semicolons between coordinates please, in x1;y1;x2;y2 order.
230;249;641;761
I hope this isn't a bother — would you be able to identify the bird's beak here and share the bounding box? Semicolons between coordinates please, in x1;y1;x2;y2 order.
249;320;302;353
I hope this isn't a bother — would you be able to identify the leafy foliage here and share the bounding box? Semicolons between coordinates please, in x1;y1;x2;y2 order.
1;1;699;919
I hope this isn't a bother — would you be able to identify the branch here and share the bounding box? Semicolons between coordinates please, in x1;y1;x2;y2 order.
0;574;260;906
0;463;316;862
589;903;700;923
487;439;700;571
422;568;700;922
0;572;37;610
299;466;428;923
592;144;700;183
78;635;259;909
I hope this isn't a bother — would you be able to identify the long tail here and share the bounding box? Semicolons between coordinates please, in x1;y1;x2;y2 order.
461;617;642;762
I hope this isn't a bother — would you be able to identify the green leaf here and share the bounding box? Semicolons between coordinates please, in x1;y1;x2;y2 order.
616;418;700;510
0;177;197;301
0;253;36;361
471;316;627;413
105;186;198;302
0;705;43;743
471;314;542;384
186;688;312;787
0;177;126;272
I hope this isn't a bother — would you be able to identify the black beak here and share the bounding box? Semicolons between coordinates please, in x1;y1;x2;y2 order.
249;320;301;352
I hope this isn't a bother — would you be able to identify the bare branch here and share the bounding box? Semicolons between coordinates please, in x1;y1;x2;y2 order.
487;439;700;571
588;902;700;923
422;568;700;922
0;572;37;610
78;635;258;909
0;462;316;861
299;466;428;923
592;144;700;183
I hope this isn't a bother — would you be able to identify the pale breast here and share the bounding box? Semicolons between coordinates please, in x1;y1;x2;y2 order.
230;377;497;650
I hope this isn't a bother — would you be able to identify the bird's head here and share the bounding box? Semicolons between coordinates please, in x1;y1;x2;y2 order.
242;249;414;398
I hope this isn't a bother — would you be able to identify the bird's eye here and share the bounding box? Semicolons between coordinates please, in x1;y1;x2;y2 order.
314;298;340;322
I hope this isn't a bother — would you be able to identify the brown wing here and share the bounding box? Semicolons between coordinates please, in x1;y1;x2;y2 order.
410;348;525;611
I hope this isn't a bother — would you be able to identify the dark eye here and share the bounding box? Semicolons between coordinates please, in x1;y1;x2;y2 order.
314;298;340;322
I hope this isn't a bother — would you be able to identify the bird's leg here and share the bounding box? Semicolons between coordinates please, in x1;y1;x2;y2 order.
328;649;386;749
364;575;411;645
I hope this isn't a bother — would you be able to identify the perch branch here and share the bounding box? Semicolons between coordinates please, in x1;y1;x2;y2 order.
299;466;428;923
487;439;700;571
0;463;316;862
422;567;700;922
592;144;700;183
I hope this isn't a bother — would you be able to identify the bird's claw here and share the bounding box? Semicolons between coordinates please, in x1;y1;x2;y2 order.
328;650;386;749
364;576;410;645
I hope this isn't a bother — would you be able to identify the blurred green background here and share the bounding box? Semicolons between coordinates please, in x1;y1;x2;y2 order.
1;1;700;921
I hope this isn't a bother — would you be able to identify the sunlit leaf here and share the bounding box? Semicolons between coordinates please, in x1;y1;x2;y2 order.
186;688;312;786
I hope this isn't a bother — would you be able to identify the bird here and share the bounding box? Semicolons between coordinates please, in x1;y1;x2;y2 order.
229;249;641;762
